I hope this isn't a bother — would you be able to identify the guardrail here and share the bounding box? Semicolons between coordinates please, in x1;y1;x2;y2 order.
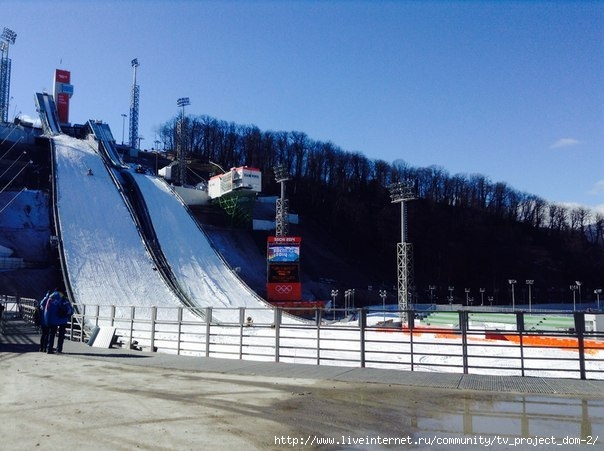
67;303;604;380
4;296;603;380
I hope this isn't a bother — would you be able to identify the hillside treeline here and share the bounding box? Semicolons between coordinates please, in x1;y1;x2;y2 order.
159;115;604;305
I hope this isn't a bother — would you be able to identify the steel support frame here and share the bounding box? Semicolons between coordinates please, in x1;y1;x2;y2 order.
397;242;414;324
0;57;10;123
129;59;140;149
177;119;186;185
275;197;289;237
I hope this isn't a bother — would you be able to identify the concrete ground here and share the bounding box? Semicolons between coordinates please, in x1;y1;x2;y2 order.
2;315;604;450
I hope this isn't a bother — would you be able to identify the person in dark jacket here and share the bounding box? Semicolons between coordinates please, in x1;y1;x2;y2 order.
38;291;51;352
42;290;73;354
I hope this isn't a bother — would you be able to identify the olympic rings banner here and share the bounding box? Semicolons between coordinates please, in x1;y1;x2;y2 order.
266;282;302;301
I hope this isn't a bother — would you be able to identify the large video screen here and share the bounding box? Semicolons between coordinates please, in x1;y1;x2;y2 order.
267;245;300;263
267;236;301;263
268;264;299;283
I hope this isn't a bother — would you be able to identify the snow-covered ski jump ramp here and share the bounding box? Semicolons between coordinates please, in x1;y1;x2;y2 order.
52;134;184;318
51;128;299;325
132;173;288;324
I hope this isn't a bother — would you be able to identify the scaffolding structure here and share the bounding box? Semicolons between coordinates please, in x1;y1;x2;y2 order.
273;164;290;237
0;27;17;123
129;58;140;149
176;97;190;186
389;181;416;325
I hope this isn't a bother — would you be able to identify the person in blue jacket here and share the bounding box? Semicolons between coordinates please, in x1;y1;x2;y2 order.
42;290;73;354
38;291;51;352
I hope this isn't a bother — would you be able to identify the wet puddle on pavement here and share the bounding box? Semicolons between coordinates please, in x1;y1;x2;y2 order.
413;395;603;446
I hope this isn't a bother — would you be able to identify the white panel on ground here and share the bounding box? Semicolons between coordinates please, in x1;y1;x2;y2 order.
90;326;116;348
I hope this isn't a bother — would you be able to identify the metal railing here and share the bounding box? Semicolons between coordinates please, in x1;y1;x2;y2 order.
68;303;604;380
4;296;603;380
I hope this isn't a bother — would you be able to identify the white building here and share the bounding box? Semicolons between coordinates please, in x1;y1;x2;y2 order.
208;166;262;199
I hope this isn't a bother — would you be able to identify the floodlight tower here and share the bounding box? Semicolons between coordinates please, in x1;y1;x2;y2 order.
389;180;416;324
176;97;190;186
273;164;290;237
129;58;140;149
0;27;17;123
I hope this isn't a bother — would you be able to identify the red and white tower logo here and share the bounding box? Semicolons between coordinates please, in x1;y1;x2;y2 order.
53;69;74;124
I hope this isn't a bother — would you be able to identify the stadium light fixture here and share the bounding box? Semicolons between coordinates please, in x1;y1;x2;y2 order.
1;28;17;45
379;290;387;322
508;279;517;311
176;97;190;186
526;280;534;312
570;284;578;312
0;28;17;123
388;180;416;324
447;286;454;307
330;289;338;320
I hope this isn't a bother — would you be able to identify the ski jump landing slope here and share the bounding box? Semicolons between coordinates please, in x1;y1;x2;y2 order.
132;173;297;324
54;133;299;324
53;135;184;317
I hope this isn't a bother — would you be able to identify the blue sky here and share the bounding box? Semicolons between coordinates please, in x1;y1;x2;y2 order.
5;0;603;212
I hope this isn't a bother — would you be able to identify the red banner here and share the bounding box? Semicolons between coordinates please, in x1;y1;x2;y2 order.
56;93;69;124
267;282;302;301
55;69;70;83
54;69;71;124
267;236;301;244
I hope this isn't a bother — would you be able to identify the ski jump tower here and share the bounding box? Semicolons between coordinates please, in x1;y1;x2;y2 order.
0;27;17;123
129;58;140;150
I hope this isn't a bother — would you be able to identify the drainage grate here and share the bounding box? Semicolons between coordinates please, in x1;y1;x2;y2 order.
543;378;604;396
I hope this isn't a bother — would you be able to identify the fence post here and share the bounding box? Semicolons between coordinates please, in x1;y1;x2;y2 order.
315;308;322;365
239;307;245;360
128;306;135;349
69;314;75;341
81;304;87;343
459;310;469;374
359;308;366;368
409;309;415;371
516;312;525;377
177;307;183;356
150;306;157;352
274;308;282;363
574;312;586;380
205;307;212;357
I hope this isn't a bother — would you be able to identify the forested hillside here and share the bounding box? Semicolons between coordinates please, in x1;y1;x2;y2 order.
159;115;604;306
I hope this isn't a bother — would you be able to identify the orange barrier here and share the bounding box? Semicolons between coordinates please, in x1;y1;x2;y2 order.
375;325;604;354
375;325;463;339
494;333;604;355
